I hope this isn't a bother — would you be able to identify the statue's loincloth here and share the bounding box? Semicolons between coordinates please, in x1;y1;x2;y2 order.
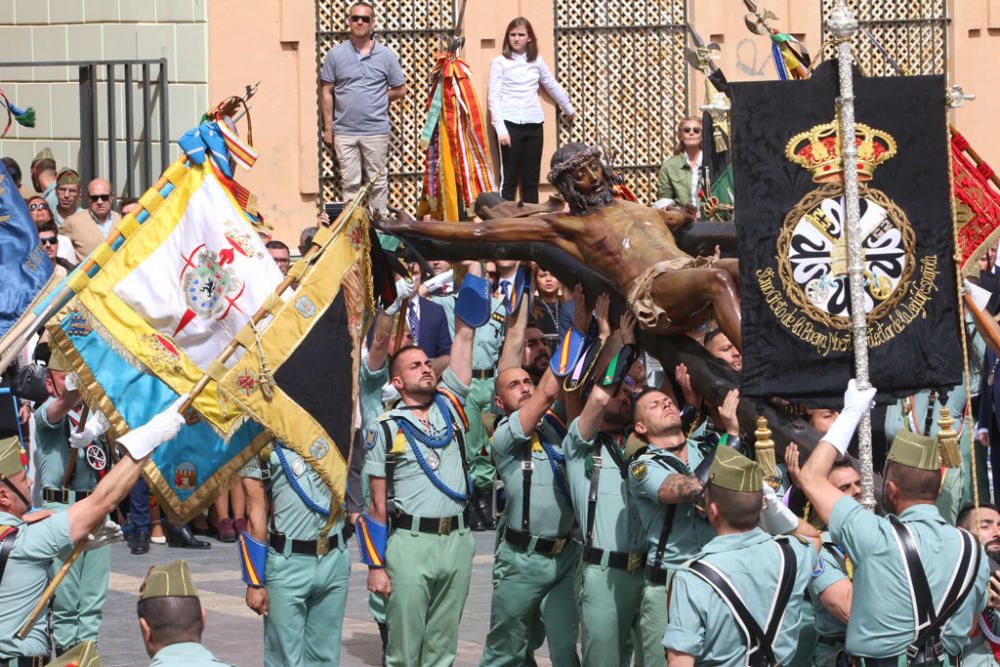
626;256;715;330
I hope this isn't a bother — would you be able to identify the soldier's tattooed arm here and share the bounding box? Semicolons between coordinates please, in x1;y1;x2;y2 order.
657;473;704;505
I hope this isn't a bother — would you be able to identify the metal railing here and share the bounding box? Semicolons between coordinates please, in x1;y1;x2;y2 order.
0;58;170;199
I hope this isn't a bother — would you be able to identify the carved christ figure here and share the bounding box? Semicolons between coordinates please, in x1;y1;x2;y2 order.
383;142;742;348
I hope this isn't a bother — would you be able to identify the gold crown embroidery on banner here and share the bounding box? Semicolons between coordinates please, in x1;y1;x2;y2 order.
785;120;897;183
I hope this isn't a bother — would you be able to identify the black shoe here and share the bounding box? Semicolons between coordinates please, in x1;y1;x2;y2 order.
130;530;150;555
167;524;212;549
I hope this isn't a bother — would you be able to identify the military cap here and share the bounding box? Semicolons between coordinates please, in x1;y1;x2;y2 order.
45;640;102;667
707;445;763;492
56;168;80;186
0;435;24;480
32;147;55;166
140;560;199;600
887;429;939;472
47;351;70;373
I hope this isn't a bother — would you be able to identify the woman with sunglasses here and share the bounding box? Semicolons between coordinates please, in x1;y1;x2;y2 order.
26;195;53;226
488;17;575;204
655;116;704;208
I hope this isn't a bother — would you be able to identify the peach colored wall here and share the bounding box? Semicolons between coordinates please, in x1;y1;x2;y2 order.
206;0;1000;246
208;0;319;247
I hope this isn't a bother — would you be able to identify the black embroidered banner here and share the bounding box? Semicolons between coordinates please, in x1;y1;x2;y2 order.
731;61;961;401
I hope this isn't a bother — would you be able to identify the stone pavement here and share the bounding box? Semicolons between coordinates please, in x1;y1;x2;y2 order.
97;530;555;666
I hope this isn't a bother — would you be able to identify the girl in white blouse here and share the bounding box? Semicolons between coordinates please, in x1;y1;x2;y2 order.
488;17;575;204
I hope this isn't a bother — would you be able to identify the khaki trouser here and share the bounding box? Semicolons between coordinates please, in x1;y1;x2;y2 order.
334;133;391;214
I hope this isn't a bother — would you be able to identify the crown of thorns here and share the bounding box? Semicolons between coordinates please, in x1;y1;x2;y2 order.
546;146;603;184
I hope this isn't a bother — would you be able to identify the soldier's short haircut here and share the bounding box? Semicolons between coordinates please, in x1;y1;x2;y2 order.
706;484;762;530
388;344;424;378
137;597;203;646
884;462;942;502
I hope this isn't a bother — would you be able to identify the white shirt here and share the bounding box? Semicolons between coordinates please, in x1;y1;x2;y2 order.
488;53;574;137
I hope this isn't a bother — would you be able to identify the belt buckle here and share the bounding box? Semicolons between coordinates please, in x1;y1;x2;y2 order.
551;538;566;555
438;517;452;535
627;552;643;573
316;537;329;556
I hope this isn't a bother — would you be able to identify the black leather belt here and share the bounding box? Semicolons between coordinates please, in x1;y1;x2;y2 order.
859;657;955;667
646;564;669;585
392;512;463;535
269;526;353;556
817;635;845;646
472;368;495;380
0;656;46;667
504;527;570;556
581;545;644;572
43;488;90;504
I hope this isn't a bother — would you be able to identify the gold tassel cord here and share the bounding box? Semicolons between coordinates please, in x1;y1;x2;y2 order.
754;415;780;490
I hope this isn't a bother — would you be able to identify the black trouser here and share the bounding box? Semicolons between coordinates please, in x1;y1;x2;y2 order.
499;121;544;203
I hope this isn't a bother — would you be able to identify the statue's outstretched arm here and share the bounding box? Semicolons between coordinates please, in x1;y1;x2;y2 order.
382;213;560;244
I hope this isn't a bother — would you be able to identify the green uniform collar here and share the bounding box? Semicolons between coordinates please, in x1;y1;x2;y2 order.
700;526;771;554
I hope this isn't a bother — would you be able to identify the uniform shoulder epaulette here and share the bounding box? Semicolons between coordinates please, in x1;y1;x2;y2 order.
22;510;52;524
376;411;393;422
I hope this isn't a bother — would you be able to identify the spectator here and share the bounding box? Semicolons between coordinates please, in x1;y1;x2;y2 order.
51;169;84;226
119;197;140;216
61;178;121;262
488;17;575;204
320;1;407;219
299;225;318;257
405;266;452;374
36;221;75;278
531;266;573;342
25;195;52;226
655;117;703;208
29;148;57;198
1;156;21;189
266;240;291;276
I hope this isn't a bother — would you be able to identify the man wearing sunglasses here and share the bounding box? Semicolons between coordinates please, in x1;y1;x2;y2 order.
61;177;121;263
320;1;406;220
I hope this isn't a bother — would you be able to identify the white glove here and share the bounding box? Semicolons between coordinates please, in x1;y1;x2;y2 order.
58;519;124;558
385;278;415;316
63;371;80;392
823;379;877;455
422;269;454;296
118;395;188;459
68;411;110;450
758;481;799;535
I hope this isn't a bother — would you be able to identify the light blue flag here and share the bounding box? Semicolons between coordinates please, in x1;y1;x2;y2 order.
48;307;270;522
0;161;54;338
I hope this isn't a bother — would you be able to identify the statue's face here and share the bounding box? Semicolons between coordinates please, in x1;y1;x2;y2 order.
569;156;607;199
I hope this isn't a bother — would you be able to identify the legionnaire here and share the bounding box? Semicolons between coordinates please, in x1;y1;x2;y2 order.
786;445;857;666
239;437;353;666
137;560;230;666
361;270;478;667
479;361;579;666
627;387;715;666
0;400;185;664
564;313;647;666
32;353;114;653
664;447;818;665
799;380;989;664
957;503;1000;666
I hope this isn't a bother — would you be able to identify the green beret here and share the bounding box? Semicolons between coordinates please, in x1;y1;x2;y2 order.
0;436;24;480
57;169;80;186
887;429;939;472
708;445;762;492
45;640;102;667
139;560;199;600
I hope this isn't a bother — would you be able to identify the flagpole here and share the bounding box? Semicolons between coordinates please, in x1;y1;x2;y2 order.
828;2;876;511
0;155;191;375
177;173;380;415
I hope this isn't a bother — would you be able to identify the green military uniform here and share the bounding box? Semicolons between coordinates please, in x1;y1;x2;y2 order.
34;399;109;653
139;560;231;666
0;435;75;662
831;431;988;661
363;368;476;667
359;358;390;628
883;387;971;518
961;610;1000;666
480;409;580;666
809;531;851;665
655;152;698;206
628;440;715;666
563;419;645;666
664;447;817;664
241;442;351;666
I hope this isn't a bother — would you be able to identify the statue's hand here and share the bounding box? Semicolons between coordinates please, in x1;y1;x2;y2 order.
381;206;415;231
